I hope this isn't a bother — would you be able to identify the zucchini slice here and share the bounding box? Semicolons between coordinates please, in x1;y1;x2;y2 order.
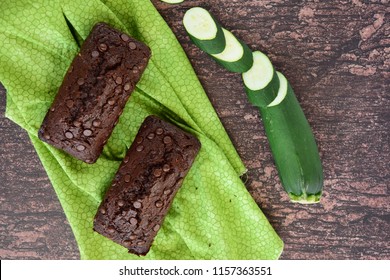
243;51;280;107
211;28;253;73
183;7;226;54
243;51;274;91
160;0;184;4
259;82;323;203
267;71;288;107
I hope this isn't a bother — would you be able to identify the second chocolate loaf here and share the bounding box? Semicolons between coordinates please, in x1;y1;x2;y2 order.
93;116;201;255
38;22;151;163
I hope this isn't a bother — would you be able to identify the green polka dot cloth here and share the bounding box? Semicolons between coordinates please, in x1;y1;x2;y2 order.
0;0;283;259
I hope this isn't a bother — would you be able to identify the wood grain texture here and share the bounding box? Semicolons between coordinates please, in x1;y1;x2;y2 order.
0;0;389;259
0;84;79;259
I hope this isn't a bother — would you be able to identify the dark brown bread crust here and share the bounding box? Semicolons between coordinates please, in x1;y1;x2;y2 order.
38;22;151;163
93;116;201;256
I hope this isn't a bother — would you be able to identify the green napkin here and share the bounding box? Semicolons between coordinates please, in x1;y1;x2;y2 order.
0;0;283;259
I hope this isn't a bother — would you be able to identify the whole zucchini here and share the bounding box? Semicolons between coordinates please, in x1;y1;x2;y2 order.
258;82;323;203
244;52;323;203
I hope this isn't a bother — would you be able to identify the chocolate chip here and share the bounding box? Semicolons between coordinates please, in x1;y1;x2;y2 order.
124;83;131;91
136;136;143;144
50;107;55;112
100;208;106;214
43;132;51;140
65;131;74;139
77;78;85;85
129;234;137;240
155;200;163;208
130;218;138;225
98;43;108;52
123;240;132;246
91;50;99;58
136;145;144;152
124;174;131;182
115;76;123;84
153;168;162;178
128;42;137;50
66;100;74;108
114;86;122;94
73;120;81;127
85;159;93;163
132;69;138;74
108;99;115;106
163;189;171;195
147;133;155;140
83;129;92;137
123;157;129;163
163;164;170;172
92;120;101;127
153;225;160;232
137;241;146;245
76;144;85;151
156;128;163;135
133;201;142;209
107;226;115;234
163;136;172;144
117;200;124;207
121;34;130;42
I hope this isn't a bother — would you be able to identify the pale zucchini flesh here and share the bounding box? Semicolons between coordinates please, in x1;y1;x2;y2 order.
267;71;288;107
183;7;218;40
160;0;184;4
183;7;226;54
211;28;253;73
243;51;279;107
212;29;244;62
243;51;274;91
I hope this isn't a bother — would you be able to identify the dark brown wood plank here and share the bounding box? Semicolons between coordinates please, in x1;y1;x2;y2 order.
0;0;389;259
0;84;79;259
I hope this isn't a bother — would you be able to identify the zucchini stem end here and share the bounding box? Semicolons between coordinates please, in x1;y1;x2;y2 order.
288;192;322;204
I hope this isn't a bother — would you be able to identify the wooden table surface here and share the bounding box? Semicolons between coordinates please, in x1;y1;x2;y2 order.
1;0;389;260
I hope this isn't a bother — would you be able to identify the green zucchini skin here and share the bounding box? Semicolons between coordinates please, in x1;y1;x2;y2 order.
259;82;323;203
211;39;253;73
245;71;280;107
186;14;226;54
183;7;323;203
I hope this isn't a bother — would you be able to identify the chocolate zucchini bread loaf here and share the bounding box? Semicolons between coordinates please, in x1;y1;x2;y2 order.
93;116;201;255
38;22;151;163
